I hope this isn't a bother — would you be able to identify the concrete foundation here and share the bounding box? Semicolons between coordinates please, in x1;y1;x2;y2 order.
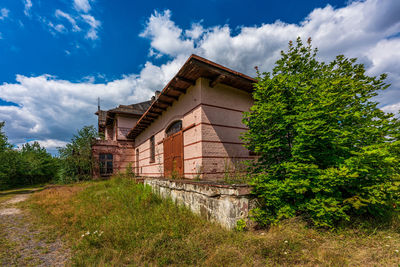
144;177;253;229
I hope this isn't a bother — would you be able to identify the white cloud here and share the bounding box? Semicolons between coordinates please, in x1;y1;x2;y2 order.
0;8;9;20
140;1;400;112
0;72;155;146
81;14;101;40
48;22;66;33
2;0;400;149
23;0;32;16
55;9;81;32
74;0;91;13
140;10;194;57
36;139;68;149
185;23;204;40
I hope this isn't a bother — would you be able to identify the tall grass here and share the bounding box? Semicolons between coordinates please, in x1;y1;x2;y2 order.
25;177;400;266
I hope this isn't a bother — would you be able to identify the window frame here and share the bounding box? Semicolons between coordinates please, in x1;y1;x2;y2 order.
149;135;155;163
165;120;182;137
99;153;113;175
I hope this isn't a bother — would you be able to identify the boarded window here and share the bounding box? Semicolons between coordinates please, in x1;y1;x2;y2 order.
99;153;113;175
165;120;182;137
150;135;155;163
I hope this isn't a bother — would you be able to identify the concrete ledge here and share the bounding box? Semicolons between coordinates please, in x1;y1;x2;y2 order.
144;177;253;229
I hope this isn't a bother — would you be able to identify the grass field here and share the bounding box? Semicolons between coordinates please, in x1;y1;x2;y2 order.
17;177;400;266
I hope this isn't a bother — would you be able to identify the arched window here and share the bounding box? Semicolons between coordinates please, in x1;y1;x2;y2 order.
165;120;182;137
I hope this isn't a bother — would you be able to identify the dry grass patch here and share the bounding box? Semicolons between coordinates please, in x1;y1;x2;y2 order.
24;177;400;266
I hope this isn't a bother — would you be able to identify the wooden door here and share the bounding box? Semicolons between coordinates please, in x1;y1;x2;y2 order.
163;131;183;178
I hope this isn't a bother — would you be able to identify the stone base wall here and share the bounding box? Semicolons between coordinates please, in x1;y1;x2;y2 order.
144;177;253;229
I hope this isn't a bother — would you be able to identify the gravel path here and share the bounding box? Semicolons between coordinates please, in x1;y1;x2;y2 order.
0;192;70;266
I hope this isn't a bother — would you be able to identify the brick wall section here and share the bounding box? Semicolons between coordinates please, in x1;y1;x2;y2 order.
92;140;135;178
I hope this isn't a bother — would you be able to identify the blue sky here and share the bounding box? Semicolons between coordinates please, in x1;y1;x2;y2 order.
0;0;399;154
0;0;347;84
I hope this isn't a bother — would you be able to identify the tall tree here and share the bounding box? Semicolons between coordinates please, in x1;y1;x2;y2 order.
243;38;400;228
58;126;98;183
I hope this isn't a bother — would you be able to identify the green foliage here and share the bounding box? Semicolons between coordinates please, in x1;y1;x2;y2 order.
243;37;400;228
235;219;248;232
57;126;97;183
124;162;136;178
0;122;58;189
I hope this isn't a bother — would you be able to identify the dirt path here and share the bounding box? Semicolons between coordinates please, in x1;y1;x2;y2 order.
0;191;70;266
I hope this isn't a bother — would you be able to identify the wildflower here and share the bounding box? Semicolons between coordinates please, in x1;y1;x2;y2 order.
86;231;90;235
284;251;288;255
395;250;399;253
386;245;390;247
284;240;288;244
81;234;84;237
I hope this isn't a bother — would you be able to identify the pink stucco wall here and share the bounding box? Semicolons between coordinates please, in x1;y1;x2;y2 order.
133;79;203;178
116;115;139;140
199;78;254;179
133;77;254;180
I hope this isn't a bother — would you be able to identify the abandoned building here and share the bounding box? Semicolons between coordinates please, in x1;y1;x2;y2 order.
92;54;257;180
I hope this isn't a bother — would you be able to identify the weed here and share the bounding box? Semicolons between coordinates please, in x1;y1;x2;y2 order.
194;164;203;181
235;219;247;232
21;177;400;266
124;163;135;178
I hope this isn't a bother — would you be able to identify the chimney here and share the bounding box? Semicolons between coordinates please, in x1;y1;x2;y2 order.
155;90;161;99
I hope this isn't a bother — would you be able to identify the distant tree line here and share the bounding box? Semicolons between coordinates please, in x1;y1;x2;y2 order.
0;122;97;190
0;122;58;189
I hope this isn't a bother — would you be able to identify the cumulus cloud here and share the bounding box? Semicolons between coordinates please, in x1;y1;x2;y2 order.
23;0;32;16
0;73;155;147
16;139;68;151
1;0;400;151
140;1;400;111
140;10;194;57
0;8;9;20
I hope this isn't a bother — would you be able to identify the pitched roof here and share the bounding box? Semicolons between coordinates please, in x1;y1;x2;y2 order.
95;100;152;126
107;101;152;116
127;54;256;139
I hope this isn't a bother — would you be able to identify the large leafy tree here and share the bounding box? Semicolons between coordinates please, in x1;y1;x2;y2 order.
57;126;98;183
243;38;400;227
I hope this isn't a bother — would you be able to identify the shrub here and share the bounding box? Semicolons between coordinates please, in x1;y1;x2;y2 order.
243;38;400;228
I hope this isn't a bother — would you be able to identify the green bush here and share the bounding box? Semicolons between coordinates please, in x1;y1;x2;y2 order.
243;38;400;228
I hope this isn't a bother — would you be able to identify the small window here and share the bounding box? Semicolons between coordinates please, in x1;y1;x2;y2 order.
166;120;182;137
99;153;113;175
150;135;155;163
